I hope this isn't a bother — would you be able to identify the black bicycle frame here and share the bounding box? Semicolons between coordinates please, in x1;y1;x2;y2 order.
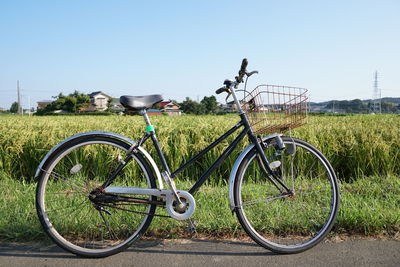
174;121;247;194
102;113;291;194
147;113;291;195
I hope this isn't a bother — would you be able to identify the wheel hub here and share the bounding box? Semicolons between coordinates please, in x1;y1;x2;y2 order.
174;199;188;213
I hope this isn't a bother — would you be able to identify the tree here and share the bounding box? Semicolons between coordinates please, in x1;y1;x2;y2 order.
10;102;19;113
179;96;223;115
63;96;78;112
201;96;218;114
381;101;397;113
325;99;368;113
37;91;90;114
179;97;205;115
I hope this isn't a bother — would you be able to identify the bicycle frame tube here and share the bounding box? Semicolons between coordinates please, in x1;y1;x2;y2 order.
170;121;244;178
188;126;248;194
148;119;249;193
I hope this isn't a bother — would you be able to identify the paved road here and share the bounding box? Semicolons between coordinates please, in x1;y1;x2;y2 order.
0;239;399;267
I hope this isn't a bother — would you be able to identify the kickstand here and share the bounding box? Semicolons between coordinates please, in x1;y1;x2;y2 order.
185;219;197;234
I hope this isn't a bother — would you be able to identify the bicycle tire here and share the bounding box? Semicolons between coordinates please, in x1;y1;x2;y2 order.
234;136;339;254
36;135;157;257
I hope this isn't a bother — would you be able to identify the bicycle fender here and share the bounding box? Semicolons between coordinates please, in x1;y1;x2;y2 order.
34;131;164;189
228;133;282;211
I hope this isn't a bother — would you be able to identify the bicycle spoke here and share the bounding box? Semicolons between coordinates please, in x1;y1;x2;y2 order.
98;210;119;242
42;168;87;191
45;199;88;216
240;193;290;207
46;190;83;195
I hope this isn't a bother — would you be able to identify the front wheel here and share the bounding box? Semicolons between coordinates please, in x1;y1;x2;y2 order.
36;135;157;257
234;137;339;254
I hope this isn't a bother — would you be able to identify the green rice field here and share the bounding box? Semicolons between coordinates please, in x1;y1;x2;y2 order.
0;114;399;241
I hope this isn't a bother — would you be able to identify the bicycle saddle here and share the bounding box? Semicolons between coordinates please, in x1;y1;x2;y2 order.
120;94;163;110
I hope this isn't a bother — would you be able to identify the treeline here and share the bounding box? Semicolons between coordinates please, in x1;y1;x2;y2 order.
325;99;400;113
35;91;92;115
175;96;226;115
35;92;227;115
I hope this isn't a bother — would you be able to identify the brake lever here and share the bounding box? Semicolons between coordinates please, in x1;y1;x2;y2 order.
225;91;232;103
247;70;259;77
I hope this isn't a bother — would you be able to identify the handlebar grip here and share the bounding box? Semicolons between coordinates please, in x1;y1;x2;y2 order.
236;58;249;83
215;87;226;94
240;58;248;73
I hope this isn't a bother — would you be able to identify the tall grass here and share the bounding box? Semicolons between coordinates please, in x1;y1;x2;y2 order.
0;173;398;241
0;114;399;182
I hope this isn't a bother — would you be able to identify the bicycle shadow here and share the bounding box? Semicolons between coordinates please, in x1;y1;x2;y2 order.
0;242;75;259
128;238;277;257
0;239;276;259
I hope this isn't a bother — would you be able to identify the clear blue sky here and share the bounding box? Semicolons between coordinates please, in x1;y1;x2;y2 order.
0;0;399;110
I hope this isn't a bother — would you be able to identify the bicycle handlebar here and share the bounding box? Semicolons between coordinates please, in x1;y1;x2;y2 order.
215;58;258;95
215;87;226;95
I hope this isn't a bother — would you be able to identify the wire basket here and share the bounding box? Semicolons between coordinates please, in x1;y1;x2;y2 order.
242;85;308;134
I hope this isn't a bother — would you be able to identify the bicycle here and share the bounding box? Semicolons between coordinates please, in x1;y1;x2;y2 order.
35;59;340;258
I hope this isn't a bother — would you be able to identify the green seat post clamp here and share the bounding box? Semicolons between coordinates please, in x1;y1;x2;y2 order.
146;125;155;133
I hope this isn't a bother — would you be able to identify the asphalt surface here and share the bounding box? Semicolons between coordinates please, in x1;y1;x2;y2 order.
0;239;399;267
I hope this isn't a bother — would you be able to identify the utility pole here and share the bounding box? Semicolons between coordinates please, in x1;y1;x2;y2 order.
379;74;382;114
28;96;31;116
17;80;22;114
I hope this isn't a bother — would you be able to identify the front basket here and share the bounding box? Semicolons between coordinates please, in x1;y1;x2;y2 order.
242;85;308;134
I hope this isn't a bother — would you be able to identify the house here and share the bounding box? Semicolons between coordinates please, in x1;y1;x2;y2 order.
159;101;182;116
147;109;162;116
78;105;97;112
88;91;113;111
37;100;53;110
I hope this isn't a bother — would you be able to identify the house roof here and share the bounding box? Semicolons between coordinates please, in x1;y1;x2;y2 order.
159;101;180;107
37;100;53;104
159;101;170;106
88;91;113;98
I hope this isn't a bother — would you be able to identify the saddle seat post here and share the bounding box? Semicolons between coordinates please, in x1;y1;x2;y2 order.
139;109;183;204
139;109;154;132
139;109;170;173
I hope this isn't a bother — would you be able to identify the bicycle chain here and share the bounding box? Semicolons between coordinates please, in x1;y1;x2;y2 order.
98;203;172;218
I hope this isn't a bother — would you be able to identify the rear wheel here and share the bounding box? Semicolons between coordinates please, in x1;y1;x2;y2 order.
36;135;157;257
234;137;339;253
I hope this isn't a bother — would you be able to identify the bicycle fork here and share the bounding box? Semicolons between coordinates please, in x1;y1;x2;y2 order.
252;134;293;195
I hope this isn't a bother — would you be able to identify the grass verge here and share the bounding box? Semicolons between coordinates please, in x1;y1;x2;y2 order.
0;172;399;241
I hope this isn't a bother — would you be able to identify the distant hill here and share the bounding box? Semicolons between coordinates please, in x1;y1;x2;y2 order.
369;97;400;104
309;97;400;113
